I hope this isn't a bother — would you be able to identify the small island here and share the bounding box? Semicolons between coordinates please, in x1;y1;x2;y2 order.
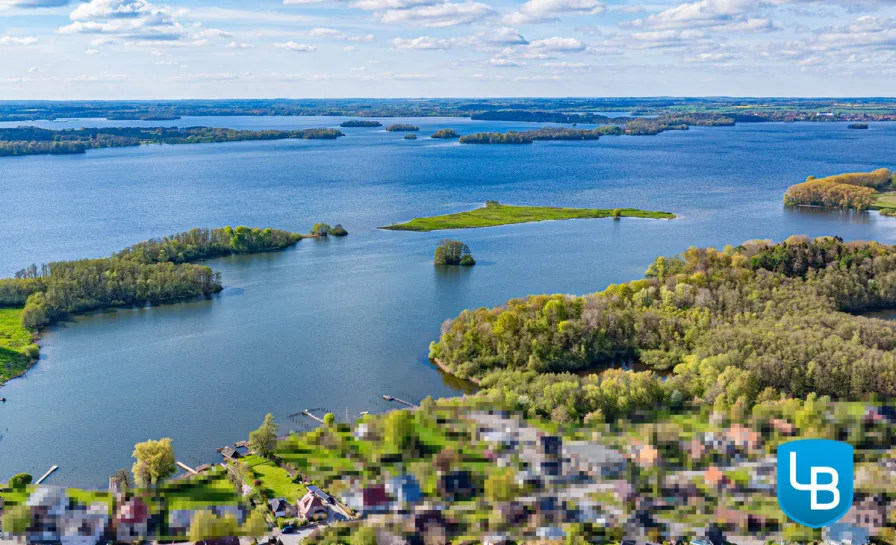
403;134;418;140
311;223;349;236
434;239;475;266
0;126;345;157
848;123;869;129
340;120;382;128
431;128;460;139
458;126;624;145
382;201;676;231
783;168;894;210
385;124;419;132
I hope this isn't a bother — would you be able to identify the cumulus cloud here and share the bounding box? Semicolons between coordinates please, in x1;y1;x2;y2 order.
626;0;779;33
57;0;232;43
490;57;524;66
529;36;586;51
0;35;38;45
274;41;317;51
379;1;495;27
503;0;605;25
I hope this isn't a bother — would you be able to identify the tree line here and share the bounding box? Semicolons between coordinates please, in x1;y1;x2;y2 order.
430;236;896;422
0;126;345;156
0;226;304;330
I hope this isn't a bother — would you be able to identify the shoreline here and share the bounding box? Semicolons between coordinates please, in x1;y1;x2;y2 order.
430;356;481;385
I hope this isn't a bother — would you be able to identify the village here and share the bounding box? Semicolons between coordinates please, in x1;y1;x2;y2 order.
2;397;896;545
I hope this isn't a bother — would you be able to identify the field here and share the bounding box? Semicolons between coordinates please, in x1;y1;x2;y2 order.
0;307;36;386
243;454;308;501
875;192;896;209
381;203;676;231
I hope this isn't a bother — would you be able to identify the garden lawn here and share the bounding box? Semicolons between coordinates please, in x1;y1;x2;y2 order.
243;455;307;501
163;468;242;510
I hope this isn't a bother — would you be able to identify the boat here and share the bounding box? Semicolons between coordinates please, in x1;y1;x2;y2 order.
382;395;393;401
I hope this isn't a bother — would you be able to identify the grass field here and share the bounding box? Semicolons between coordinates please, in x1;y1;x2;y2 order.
0;307;36;386
381;203;676;231
875;192;896;209
163;468;242;510
243;455;307;501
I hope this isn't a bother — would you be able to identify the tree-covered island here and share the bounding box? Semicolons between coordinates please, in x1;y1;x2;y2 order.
430;128;460;138
385;124;419;132
0;126;345;157
434;239;475;266
0;225;344;387
382;201;675;231
783;168;894;211
339;120;382;127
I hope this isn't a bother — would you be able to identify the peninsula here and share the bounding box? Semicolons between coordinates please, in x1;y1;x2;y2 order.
381;201;676;231
783;168;894;211
0;127;345;157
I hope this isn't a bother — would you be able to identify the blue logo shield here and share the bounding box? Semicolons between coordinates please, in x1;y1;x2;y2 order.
777;439;853;528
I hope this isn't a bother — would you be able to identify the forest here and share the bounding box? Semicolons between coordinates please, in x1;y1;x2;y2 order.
385;124;420;132
458;131;534;144
430;128;460;138
783;168;894;210
0;127;344;156
0;227;303;330
430;236;896;422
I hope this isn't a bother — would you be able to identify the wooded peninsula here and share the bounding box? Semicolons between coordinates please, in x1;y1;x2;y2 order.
382;201;676;231
0;226;312;387
0;127;344;157
783;168;895;211
431;236;896;422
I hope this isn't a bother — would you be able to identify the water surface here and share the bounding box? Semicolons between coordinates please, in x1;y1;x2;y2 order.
0;117;894;486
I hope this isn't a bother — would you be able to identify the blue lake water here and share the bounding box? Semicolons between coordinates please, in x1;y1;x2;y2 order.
0;116;894;486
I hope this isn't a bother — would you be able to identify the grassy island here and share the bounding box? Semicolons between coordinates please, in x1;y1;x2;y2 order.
339;120;382;128
382;201;676;231
783;168;894;210
0;126;345;157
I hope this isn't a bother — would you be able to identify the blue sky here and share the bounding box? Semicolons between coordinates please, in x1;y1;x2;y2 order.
0;0;893;98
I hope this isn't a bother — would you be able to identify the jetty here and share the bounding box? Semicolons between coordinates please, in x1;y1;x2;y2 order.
302;410;325;424
177;461;198;475
383;394;418;408
35;465;58;485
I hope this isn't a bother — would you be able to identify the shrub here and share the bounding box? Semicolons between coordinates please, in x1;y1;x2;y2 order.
9;473;32;489
459;255;476;266
330;224;348;236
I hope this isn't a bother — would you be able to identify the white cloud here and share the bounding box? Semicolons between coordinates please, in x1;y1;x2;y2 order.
542;60;590;68
85;48;100;54
227;41;254;48
0;0;70;7
0;35;38;45
392;36;453;49
391;27;527;51
529;36;586;51
344;45;360;51
349;0;437;10
274;41;317;51
379;2;495;27
308;27;375;41
490;57;524;66
503;0;605;25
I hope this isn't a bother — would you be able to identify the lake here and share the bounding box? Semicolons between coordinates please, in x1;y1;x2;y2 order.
0;116;894;486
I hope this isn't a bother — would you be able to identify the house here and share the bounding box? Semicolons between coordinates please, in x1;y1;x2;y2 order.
269;498;295;518
25;487;109;545
307;485;332;504
536;435;563;477
564;441;627;479
635;444;659;467
727;424;761;451
346;484;390;514
386;474;422;505
438;471;476;500
221;446;242;460
116;497;149;542
704;466;730;489
841;497;887;529
297;491;328;521
824;523;870;545
769;418;796;436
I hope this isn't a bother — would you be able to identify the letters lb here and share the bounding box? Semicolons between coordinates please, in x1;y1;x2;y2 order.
777;439;854;528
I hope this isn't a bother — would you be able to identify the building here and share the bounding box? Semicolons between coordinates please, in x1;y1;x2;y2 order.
307;485;332;504
386;474;422;505
297;491;328;521
116;497;149;542
269;498;295;518
564;441;627;479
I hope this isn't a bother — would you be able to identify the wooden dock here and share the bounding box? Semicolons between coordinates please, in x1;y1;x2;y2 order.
35;465;58;485
302;410;325;424
177;461;198;475
383;395;418;408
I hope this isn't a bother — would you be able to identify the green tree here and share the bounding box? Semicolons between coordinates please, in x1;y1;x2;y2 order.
323;412;336;426
352;526;378;545
131;438;176;487
189;510;239;541
311;223;332;236
484;469;520;502
434;239;472;266
110;468;131;489
8;473;32;489
249;413;279;458
1;504;30;534
242;510;268;538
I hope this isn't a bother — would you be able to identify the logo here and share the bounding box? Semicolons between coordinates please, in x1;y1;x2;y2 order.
777;439;853;528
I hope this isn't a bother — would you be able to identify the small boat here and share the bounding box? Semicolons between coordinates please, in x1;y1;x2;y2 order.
382;395;394;401
0;397;5;402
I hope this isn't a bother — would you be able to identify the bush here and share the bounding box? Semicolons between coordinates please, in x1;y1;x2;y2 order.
23;343;39;360
330;224;348;236
459;255;476;266
9;473;32;489
311;223;331;236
